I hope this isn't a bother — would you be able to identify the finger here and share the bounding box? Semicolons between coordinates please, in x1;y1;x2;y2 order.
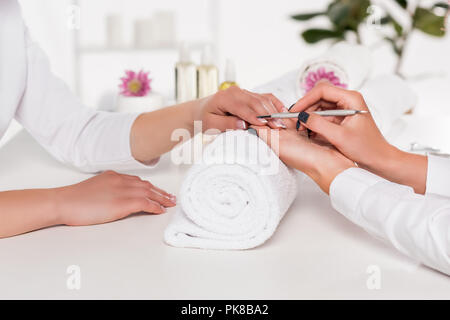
291;83;361;113
126;197;167;214
296;112;345;147
120;174;143;182
261;93;287;112
132;179;176;202
261;93;291;129
226;90;281;127
300;101;344;131
245;91;286;129
148;187;177;207
283;118;298;130
251;125;275;147
298;102;320;132
125;186;176;207
204;114;248;132
307;100;337;111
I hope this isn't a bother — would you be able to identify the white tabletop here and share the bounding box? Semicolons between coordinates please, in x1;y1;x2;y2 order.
0;124;449;300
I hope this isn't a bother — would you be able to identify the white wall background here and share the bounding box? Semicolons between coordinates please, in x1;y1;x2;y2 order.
17;0;450;96
3;0;448;145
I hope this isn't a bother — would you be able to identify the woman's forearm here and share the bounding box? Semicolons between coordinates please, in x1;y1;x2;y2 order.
0;189;61;238
368;146;428;194
130;99;202;163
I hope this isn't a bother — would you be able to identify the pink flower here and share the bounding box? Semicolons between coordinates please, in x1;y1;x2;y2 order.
119;70;151;97
303;67;347;92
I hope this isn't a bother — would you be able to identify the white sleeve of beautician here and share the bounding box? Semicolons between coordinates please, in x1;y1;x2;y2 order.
329;167;450;276
426;155;450;198
14;29;158;173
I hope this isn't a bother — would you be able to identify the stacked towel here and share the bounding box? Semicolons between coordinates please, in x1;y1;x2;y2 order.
164;130;298;250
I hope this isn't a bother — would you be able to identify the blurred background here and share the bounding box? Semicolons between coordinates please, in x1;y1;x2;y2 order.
4;0;449;146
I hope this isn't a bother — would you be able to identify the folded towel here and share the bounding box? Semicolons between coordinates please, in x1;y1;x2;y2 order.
164;130;298;250
360;74;417;136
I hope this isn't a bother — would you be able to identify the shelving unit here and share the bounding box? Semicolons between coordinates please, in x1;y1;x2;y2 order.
71;0;220;105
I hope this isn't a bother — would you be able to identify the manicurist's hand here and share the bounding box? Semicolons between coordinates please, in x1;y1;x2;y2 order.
290;82;427;194
56;171;176;226
197;86;288;132
290;82;393;171
252;125;355;194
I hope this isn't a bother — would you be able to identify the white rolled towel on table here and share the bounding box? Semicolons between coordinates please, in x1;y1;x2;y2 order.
164;130;298;250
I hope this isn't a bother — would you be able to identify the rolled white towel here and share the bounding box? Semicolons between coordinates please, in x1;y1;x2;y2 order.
164;130;298;250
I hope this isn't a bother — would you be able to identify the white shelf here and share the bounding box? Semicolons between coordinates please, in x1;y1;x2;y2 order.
78;42;207;54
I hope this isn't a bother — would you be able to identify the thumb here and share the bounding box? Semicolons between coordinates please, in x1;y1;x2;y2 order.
298;112;344;145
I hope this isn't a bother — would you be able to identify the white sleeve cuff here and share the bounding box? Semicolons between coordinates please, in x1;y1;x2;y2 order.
329;167;384;226
426;155;450;198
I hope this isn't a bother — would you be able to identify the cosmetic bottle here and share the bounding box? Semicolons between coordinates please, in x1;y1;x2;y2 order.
175;43;197;103
219;59;238;90
197;45;218;98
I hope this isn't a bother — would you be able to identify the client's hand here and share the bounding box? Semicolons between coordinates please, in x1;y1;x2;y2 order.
198;86;288;132
252;126;355;194
290;82;427;194
56;171;176;226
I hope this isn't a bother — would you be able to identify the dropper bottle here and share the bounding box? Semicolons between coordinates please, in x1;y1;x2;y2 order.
175;42;197;103
197;45;219;98
219;59;238;90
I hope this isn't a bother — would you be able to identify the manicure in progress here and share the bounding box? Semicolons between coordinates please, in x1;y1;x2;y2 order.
296;112;309;131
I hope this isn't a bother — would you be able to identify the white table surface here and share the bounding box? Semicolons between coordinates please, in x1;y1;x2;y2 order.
0;120;449;300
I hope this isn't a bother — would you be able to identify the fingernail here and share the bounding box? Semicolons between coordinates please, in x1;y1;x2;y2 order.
160;205;167;213
169;195;177;203
273;119;286;129
247;127;258;137
288;104;295;111
258;118;268;124
282;106;289;112
236;120;247;130
298;111;309;124
296;120;301;131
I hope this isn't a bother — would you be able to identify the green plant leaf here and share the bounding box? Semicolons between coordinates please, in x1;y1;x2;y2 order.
381;15;404;36
384;37;402;56
413;7;446;37
327;2;351;27
380;16;391;24
291;12;325;21
395;0;408;9
326;0;370;31
392;18;403;36
301;28;344;43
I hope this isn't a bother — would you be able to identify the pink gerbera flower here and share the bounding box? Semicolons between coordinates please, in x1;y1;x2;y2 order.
119;70;151;97
303;67;347;92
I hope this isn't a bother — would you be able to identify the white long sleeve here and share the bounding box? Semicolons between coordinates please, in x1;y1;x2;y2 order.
329;155;450;275
0;0;157;173
15;30;158;173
